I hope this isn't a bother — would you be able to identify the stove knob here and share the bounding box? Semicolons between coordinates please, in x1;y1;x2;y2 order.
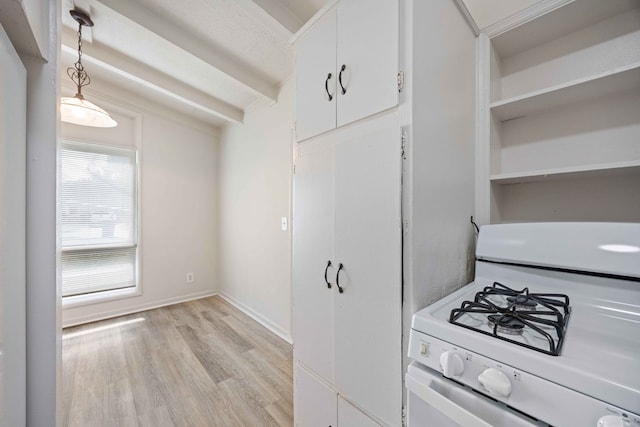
597;415;630;427
478;368;512;397
439;351;464;377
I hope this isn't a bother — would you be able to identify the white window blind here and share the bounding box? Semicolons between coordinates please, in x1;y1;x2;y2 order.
60;142;138;298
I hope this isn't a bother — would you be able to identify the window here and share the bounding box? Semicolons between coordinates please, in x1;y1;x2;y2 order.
60;141;138;299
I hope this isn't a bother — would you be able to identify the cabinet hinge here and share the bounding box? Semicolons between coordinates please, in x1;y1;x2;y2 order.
397;70;405;93
401;131;408;160
402;405;407;427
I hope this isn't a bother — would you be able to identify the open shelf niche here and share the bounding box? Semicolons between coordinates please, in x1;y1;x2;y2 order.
478;0;640;224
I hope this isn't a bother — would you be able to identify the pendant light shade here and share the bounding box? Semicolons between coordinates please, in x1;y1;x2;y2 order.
61;9;117;128
61;95;117;127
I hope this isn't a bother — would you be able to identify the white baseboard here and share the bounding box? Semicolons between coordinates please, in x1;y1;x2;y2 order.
62;290;219;328
218;292;293;345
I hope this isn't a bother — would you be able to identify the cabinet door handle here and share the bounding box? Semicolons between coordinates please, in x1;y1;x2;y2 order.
325;73;333;101
336;263;345;294
324;260;332;289
338;64;347;95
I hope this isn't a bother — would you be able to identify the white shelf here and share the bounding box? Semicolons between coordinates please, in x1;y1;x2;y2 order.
490;63;640;121
491;0;639;58
490;160;640;185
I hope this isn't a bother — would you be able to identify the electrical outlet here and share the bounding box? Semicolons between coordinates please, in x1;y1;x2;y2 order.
186;272;195;283
281;216;288;231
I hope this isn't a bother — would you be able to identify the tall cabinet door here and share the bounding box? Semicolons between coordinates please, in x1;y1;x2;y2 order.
293;139;336;382
336;0;399;127
295;9;337;142
333;122;402;426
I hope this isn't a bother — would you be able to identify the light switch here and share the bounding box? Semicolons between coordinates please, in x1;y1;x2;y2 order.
281;217;288;231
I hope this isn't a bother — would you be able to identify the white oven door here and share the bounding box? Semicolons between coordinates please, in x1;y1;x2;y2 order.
406;363;545;427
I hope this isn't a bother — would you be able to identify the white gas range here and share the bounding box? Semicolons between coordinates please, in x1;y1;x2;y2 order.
407;222;640;427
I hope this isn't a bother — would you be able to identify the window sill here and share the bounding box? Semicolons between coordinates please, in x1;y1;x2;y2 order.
62;286;141;309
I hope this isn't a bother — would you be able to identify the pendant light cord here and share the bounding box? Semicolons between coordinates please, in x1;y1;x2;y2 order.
67;21;91;98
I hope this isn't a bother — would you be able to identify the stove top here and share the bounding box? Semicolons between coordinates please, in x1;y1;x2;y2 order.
410;222;640;415
449;281;570;356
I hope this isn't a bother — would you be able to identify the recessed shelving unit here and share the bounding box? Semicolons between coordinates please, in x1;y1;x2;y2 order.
478;0;640;224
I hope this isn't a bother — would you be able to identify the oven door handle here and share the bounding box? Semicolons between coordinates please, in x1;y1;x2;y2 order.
406;374;494;427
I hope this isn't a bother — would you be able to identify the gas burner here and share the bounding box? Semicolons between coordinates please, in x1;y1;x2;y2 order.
507;295;538;309
487;314;525;335
449;282;571;356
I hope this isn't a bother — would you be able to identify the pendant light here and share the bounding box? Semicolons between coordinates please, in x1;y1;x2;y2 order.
60;9;117;128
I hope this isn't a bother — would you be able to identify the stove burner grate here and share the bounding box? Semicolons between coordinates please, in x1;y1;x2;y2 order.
449;282;571;356
487;313;525;335
479;282;570;315
506;295;538;308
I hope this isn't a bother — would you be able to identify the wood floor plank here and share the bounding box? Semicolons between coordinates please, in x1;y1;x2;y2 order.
62;296;293;427
200;310;254;354
136;405;173;427
202;296;237;317
242;348;294;408
120;315;170;415
218;378;280;427
221;314;292;371
266;399;294;427
176;323;235;384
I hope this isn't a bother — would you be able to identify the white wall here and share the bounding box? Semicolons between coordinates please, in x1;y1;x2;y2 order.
0;21;27;427
61;82;219;326
20;0;61;424
403;0;477;358
217;79;293;342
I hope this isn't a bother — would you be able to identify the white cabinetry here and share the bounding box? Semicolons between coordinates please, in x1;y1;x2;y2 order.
477;0;640;223
295;365;381;427
295;366;337;427
294;0;399;142
294;1;477;426
293;114;402;426
338;397;381;427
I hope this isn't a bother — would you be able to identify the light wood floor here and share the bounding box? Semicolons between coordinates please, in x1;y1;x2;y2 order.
62;296;293;427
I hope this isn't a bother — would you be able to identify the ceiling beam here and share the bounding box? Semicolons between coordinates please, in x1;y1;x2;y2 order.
0;0;46;58
93;0;279;102
60;79;221;136
62;30;244;124
236;0;304;37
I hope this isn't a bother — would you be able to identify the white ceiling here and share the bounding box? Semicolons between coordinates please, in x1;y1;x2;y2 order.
61;0;328;130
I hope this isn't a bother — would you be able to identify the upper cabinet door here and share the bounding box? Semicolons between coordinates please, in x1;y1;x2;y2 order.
295;10;337;142
336;0;399;127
